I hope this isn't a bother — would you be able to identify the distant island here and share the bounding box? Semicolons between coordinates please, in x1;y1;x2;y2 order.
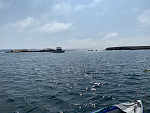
106;46;150;50
5;48;54;53
5;47;66;53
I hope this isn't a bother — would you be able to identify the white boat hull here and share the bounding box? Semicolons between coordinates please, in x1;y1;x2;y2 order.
116;100;143;113
91;100;143;113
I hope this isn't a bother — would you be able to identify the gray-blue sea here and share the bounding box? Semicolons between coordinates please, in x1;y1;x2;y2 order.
0;50;150;113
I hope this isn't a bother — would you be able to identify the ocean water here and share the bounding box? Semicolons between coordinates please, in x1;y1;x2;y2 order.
0;50;150;113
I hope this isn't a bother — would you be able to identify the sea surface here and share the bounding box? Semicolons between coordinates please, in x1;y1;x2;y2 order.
0;50;150;113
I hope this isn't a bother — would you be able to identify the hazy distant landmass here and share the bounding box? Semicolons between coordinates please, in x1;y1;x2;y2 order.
0;49;39;53
0;49;11;52
106;46;150;50
1;46;150;53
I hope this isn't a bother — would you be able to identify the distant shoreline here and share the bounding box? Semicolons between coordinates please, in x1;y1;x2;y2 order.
5;48;54;53
1;46;150;53
106;46;150;50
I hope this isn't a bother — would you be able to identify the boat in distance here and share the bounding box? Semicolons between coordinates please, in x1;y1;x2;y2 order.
51;47;65;53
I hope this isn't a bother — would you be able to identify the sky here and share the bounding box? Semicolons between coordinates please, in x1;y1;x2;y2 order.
0;0;150;50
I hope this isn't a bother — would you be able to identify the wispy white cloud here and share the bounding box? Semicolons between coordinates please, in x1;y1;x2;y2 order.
103;32;118;40
32;0;42;7
52;2;71;15
2;17;36;32
1;17;72;33
74;4;85;12
89;0;102;8
88;0;110;15
138;10;150;27
2;17;38;31
35;21;71;33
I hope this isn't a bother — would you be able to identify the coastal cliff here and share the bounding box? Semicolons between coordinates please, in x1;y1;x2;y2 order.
106;46;150;50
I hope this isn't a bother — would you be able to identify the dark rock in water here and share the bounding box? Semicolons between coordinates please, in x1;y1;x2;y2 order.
106;46;150;50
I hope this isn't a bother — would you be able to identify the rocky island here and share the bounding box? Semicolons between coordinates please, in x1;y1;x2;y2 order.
106;46;150;50
5;48;54;53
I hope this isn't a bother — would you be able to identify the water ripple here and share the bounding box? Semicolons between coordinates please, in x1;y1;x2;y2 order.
0;51;150;112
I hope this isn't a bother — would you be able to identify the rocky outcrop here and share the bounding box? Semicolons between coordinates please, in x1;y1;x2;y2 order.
11;49;29;52
106;46;150;50
6;48;54;53
34;48;54;52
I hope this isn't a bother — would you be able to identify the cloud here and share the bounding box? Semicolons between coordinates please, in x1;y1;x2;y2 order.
74;4;85;12
2;17;38;31
138;10;150;27
32;0;42;7
89;0;102;8
104;32;118;39
73;0;103;11
52;2;71;15
73;0;102;12
73;0;109;14
88;0;110;15
1;17;72;33
35;21;72;33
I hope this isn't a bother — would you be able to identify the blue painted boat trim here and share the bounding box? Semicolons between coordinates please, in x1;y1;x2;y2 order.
91;105;118;113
